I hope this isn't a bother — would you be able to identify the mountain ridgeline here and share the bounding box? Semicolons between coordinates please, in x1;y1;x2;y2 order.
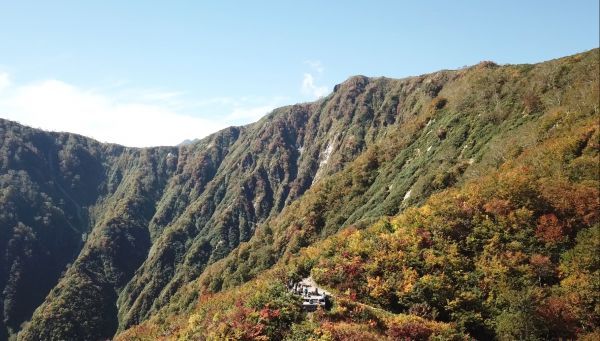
0;49;597;340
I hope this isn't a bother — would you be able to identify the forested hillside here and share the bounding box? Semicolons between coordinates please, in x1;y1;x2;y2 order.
0;48;596;340
0;122;178;340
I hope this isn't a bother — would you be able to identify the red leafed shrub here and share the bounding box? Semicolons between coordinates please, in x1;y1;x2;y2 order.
321;321;382;341
537;296;579;338
540;181;600;228
387;321;433;341
529;254;551;267
535;213;565;244
258;307;281;320
228;301;266;339
416;228;433;248
529;254;555;281
483;198;513;216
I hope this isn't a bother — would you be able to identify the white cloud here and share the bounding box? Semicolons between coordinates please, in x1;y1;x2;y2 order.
304;60;324;74
302;73;329;98
301;60;329;99
137;90;185;102
0;79;226;147
0;73;282;147
0;72;10;92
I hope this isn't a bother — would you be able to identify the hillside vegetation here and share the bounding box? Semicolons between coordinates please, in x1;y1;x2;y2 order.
117;48;599;340
0;48;596;340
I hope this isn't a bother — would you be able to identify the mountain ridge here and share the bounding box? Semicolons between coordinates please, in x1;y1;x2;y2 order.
0;48;597;340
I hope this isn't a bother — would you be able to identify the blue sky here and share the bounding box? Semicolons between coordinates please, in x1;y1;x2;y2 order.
0;1;598;146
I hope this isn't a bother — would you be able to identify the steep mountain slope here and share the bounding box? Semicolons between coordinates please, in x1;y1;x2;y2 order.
0;48;595;340
118;48;599;340
120;97;599;339
153;47;599;309
0;122;178;340
116;74;453;330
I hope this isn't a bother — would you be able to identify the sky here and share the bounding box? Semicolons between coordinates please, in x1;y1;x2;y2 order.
0;1;598;147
